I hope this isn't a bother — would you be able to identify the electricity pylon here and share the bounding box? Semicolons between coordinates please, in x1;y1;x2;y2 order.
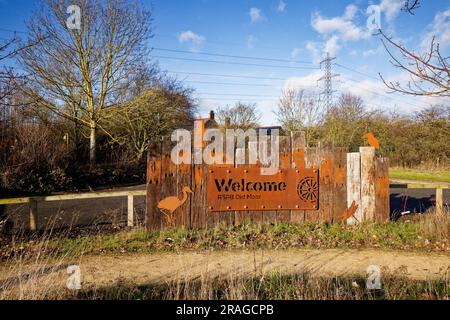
318;52;339;112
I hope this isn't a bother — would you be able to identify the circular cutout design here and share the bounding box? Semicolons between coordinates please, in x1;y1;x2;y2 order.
297;177;318;202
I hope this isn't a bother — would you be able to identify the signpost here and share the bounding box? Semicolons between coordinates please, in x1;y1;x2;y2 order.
207;168;319;212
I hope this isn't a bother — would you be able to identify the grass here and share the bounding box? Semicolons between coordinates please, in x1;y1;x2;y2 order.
2;268;449;300
390;167;450;183
0;216;448;300
1;218;448;262
73;272;449;300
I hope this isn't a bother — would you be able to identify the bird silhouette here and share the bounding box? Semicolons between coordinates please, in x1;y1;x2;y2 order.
364;132;380;149
340;200;359;221
157;186;193;227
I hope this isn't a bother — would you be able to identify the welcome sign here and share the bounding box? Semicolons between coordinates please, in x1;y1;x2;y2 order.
207;168;319;211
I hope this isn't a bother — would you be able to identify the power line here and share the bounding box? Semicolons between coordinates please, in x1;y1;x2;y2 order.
154;33;303;53
0;28;28;35
334;63;380;82
151;47;314;64
196;92;277;98
166;70;288;81
334;63;425;109
185;80;276;87
196;97;279;102
341;78;425;109
154;55;319;70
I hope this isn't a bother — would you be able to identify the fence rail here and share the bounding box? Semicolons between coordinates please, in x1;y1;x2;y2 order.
0;190;146;231
390;183;448;215
0;182;447;232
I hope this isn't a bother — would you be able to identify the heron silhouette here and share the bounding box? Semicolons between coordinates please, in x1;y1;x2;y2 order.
157;186;193;227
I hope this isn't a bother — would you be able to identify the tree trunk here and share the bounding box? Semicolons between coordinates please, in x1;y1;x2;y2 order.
89;121;96;165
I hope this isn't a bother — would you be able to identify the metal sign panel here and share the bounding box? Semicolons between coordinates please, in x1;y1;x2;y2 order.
207;168;319;211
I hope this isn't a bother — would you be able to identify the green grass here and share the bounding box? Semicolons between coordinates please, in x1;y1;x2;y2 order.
390;167;450;183
1;221;447;262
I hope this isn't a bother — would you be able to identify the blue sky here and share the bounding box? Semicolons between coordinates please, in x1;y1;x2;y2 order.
1;0;449;124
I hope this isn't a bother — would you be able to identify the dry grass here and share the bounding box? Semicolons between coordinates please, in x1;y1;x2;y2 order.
1;265;448;300
0;214;449;300
418;211;450;242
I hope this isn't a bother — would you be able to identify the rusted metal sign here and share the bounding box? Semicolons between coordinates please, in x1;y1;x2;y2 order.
207;168;319;211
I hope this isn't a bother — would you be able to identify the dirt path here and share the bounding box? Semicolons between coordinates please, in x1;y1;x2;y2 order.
1;249;449;296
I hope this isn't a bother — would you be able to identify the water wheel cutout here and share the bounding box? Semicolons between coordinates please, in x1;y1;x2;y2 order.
297;177;318;202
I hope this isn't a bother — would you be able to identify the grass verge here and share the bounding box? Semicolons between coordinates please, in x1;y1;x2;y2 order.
390;167;450;183
1;219;448;262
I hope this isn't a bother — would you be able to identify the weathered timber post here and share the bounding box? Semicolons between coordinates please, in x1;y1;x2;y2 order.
360;147;376;221
127;193;134;227
436;188;443;215
29;200;38;232
346;152;361;224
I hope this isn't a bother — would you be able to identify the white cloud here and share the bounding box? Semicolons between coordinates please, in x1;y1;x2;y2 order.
277;0;287;13
344;4;358;20
421;7;450;50
177;30;206;51
311;6;371;42
283;70;323;91
305;41;322;64
291;47;302;58
325;35;340;56
379;0;403;23
247;35;257;49
249;7;264;23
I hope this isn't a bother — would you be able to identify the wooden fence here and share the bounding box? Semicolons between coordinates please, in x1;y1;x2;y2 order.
0;190;146;231
146;133;390;230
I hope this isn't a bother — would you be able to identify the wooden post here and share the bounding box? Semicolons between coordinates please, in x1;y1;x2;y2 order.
360;147;376;222
436;188;443;215
127;194;134;227
29;200;38;232
375;158;390;222
346;152;361;224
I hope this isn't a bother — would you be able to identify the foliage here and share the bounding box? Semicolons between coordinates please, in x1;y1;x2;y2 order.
105;79;196;160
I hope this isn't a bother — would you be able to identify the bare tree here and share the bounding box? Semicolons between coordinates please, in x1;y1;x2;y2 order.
274;88;320;145
402;0;421;15
379;29;449;97
18;0;153;163
216;102;261;130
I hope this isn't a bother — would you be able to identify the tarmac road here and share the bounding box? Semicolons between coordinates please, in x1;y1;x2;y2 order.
0;184;449;231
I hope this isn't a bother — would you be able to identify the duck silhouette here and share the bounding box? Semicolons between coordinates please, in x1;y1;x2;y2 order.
157;186;193;227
